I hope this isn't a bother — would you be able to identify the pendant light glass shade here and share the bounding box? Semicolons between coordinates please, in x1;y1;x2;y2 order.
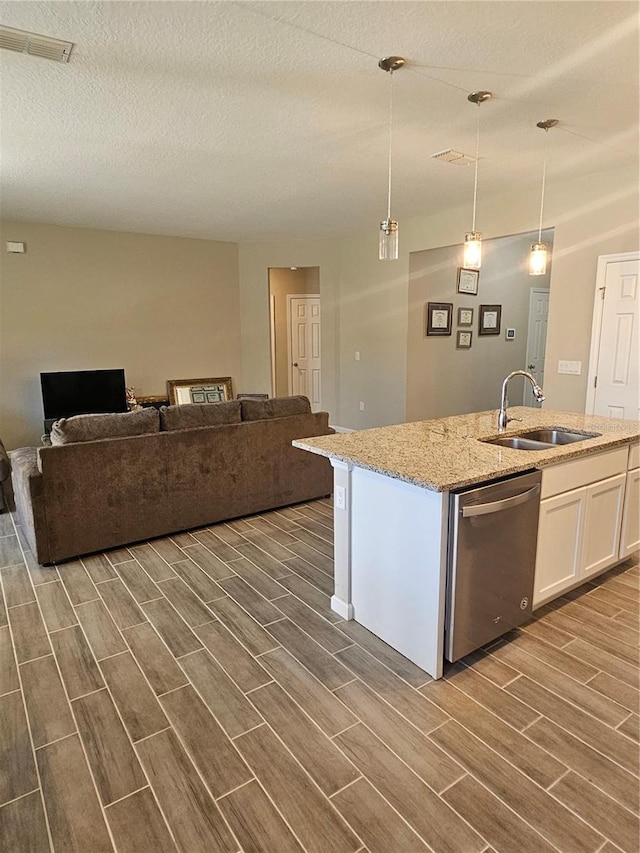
378;56;404;261
464;91;491;270
379;219;399;260
529;242;548;276
529;119;558;276
463;231;483;269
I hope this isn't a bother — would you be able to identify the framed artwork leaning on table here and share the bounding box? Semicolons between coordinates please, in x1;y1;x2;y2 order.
166;377;233;405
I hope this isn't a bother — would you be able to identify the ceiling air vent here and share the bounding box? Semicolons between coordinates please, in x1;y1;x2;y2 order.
0;25;73;62
430;149;475;166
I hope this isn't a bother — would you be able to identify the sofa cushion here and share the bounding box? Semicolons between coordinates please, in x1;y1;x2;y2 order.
241;395;311;422
50;408;160;445
159;400;242;431
0;437;10;482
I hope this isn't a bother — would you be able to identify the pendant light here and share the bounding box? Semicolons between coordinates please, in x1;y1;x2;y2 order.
463;91;492;269
530;119;559;276
378;56;405;261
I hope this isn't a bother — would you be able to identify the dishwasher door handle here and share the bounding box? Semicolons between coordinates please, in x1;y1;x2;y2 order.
461;483;540;517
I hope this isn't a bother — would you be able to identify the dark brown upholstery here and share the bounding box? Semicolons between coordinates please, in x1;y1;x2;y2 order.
159;400;241;431
50;408;160;445
12;408;333;564
9;447;42;541
240;395;311;421
0;437;11;511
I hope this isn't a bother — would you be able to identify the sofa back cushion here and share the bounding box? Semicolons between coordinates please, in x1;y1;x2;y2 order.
159;400;242;431
50;408;160;445
240;395;311;422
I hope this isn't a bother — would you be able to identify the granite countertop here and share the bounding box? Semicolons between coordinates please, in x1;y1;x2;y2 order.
294;407;640;492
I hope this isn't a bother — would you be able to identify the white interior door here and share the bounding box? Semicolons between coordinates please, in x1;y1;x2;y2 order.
288;295;321;407
587;253;640;419
523;288;550;406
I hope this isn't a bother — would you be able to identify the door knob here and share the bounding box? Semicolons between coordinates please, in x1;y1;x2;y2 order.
293;362;299;367
528;364;535;370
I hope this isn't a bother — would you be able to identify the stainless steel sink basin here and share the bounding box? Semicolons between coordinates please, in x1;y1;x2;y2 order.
481;427;601;451
483;436;555;450
517;428;601;445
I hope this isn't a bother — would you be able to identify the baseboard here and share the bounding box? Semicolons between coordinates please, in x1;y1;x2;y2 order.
329;425;354;433
331;595;354;620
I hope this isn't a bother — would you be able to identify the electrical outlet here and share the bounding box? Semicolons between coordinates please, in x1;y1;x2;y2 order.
335;485;346;510
558;360;582;375
359;401;365;411
355;351;360;361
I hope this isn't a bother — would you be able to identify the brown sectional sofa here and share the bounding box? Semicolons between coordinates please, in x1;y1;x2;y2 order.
11;396;333;564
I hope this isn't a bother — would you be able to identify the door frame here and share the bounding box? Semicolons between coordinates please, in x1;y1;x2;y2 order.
286;293;321;397
269;293;277;397
585;251;640;415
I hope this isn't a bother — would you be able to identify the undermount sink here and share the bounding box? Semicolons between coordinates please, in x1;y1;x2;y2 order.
517;428;601;445
481;427;601;451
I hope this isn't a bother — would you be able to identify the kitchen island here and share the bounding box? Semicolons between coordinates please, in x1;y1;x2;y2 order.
294;407;640;678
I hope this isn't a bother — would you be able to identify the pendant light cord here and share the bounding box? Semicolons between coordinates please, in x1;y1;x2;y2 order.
538;130;549;243
386;70;394;221
471;103;480;232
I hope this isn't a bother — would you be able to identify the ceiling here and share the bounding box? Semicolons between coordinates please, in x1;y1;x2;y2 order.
1;1;638;243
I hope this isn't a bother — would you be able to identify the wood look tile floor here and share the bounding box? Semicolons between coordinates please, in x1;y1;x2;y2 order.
1;499;638;853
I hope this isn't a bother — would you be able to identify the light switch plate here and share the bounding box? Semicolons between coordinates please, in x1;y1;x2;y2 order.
558;360;582;375
6;241;25;253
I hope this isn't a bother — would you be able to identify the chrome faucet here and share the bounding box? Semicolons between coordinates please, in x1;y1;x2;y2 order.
498;371;545;431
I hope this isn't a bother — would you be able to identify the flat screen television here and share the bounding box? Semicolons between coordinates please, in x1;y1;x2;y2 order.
40;369;128;420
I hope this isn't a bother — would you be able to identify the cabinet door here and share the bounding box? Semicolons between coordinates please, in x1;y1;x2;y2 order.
619;468;640;559
534;487;586;607
582;473;626;577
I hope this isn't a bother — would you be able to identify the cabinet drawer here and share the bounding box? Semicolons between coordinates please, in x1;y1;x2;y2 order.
628;442;640;470
541;447;628;499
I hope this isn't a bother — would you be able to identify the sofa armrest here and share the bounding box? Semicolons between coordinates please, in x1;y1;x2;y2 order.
10;447;47;561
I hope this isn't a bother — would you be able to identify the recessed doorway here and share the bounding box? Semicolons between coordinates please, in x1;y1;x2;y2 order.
268;267;321;406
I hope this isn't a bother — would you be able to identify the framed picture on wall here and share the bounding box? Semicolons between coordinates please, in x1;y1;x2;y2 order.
456;331;473;349
457;307;474;326
426;302;453;336
478;304;502;335
456;268;479;295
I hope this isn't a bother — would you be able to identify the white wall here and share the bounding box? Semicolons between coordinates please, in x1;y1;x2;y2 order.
239;165;639;429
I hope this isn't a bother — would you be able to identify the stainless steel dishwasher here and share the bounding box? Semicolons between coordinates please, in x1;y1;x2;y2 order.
445;469;542;662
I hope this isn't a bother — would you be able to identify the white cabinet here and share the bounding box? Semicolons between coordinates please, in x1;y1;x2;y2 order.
619;443;640;559
534;447;628;608
535;488;586;604
582;474;626;576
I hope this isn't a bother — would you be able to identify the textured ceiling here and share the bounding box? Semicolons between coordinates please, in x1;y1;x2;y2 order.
0;1;638;242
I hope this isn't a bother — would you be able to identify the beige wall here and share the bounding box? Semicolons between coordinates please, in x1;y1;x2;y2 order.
269;267;319;398
0;221;241;448
2;164;636;446
407;228;553;421
239;164;639;429
238;240;339;420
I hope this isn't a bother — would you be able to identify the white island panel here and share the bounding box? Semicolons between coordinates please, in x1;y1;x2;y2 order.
350;466;449;679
